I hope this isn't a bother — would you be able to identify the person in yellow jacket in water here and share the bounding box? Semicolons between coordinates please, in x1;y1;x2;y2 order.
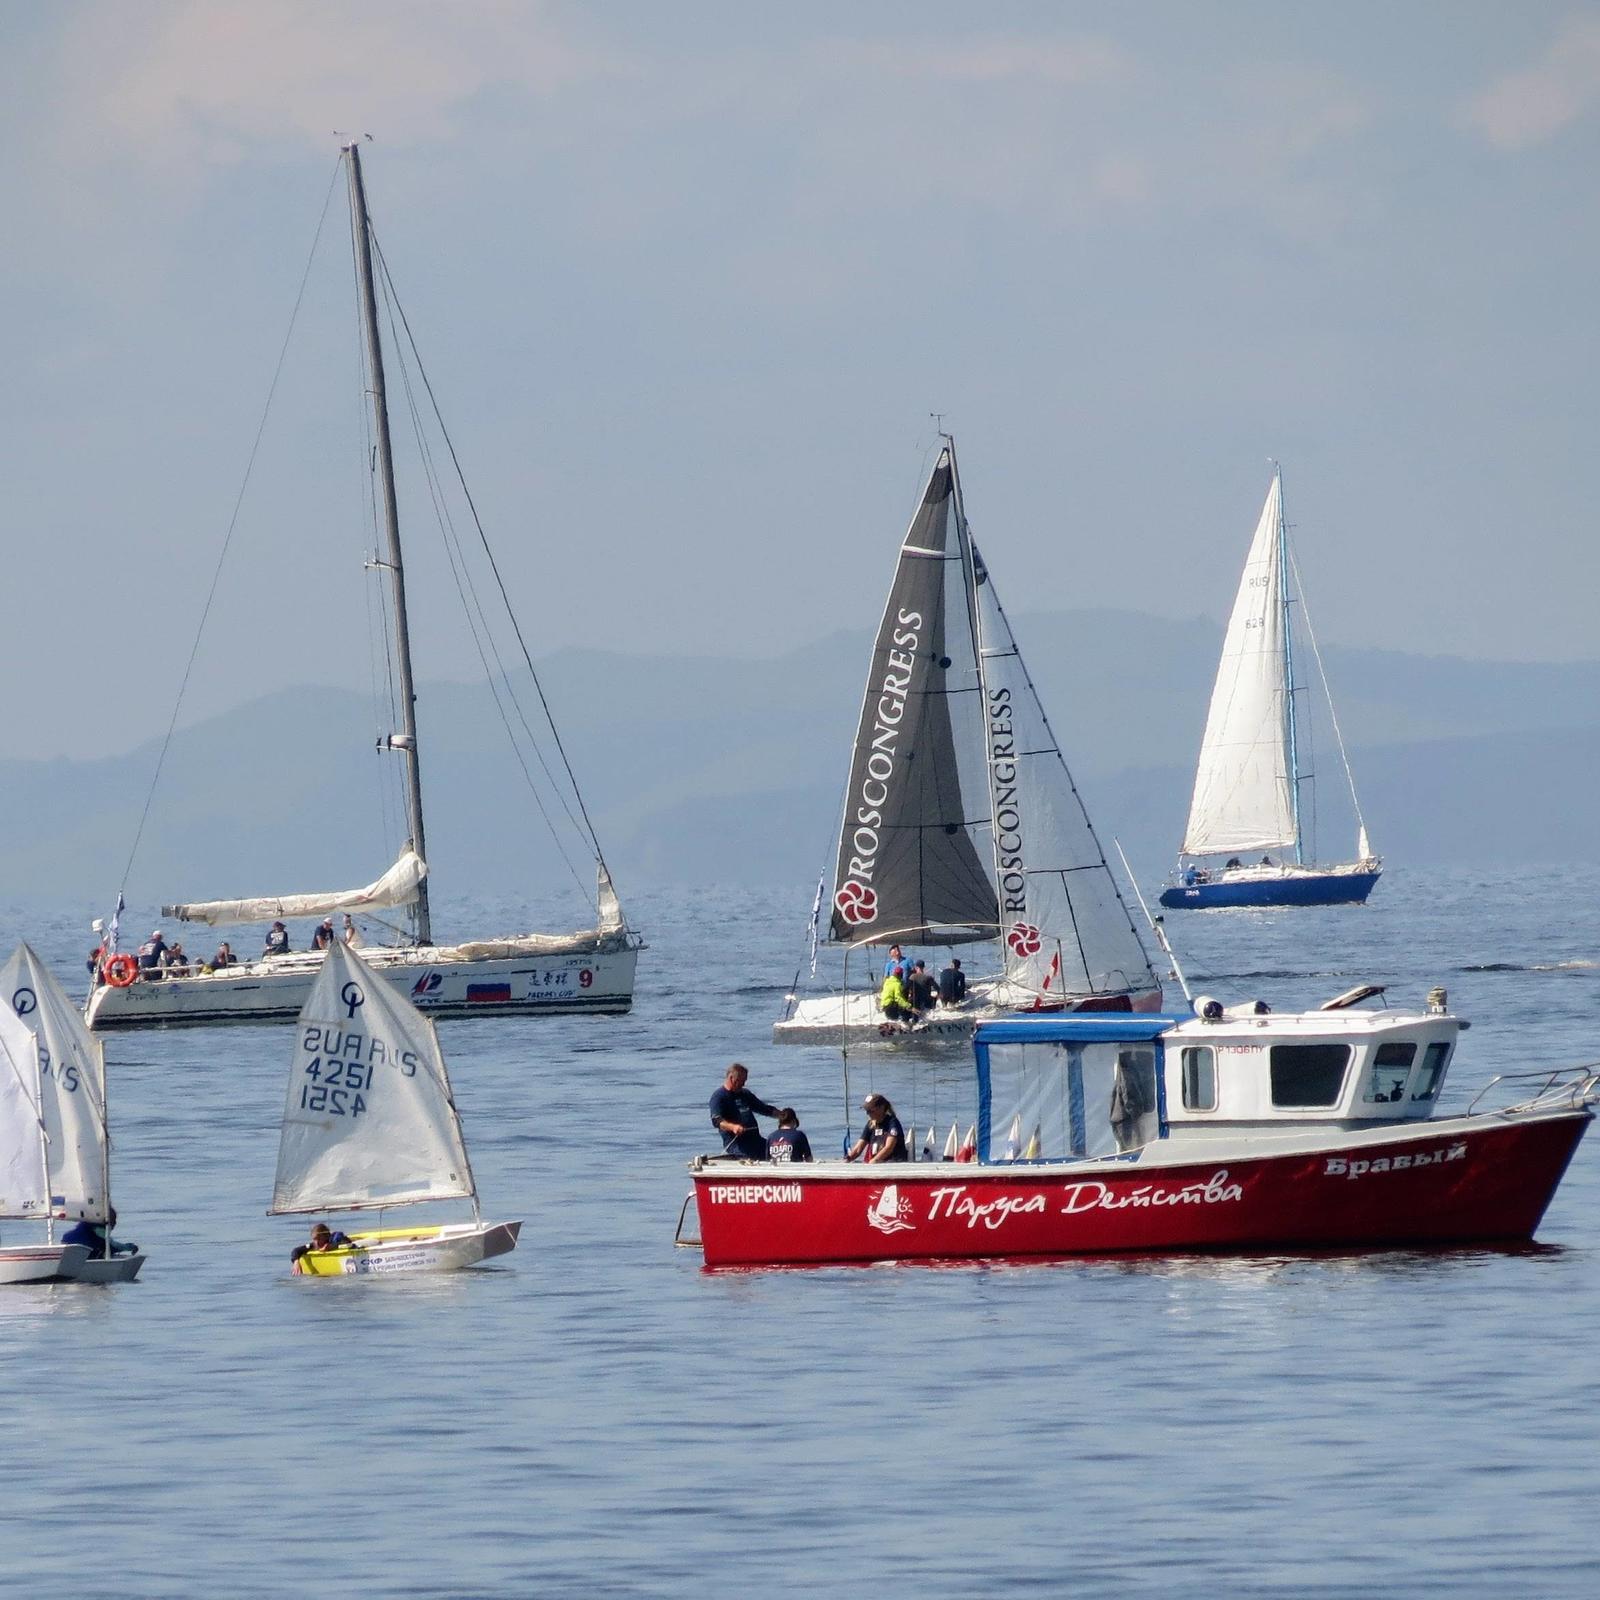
879;964;913;1023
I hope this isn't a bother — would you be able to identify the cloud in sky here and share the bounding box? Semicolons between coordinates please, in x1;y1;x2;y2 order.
1464;14;1600;149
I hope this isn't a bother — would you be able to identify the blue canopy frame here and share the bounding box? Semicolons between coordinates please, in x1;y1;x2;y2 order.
973;1015;1185;1160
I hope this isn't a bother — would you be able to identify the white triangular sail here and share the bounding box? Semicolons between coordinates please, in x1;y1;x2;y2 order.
972;547;1157;999
0;1004;48;1219
1181;473;1298;857
164;848;428;929
0;946;107;1221
271;942;474;1214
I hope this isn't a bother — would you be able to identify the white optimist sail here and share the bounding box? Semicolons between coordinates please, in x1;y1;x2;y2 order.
0;1002;48;1219
164;848;427;929
1;946;108;1221
1181;472;1298;858
271;942;474;1215
972;546;1157;1002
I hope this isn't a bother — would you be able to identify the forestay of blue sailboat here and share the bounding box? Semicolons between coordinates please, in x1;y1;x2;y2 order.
1160;467;1381;910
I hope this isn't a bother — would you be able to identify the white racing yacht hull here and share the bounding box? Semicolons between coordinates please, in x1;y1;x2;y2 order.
293;1220;522;1277
88;943;638;1030
774;980;1164;1046
0;1244;90;1285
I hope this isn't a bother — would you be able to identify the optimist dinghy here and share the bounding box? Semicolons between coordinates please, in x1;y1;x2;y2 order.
272;942;520;1277
1;945;142;1284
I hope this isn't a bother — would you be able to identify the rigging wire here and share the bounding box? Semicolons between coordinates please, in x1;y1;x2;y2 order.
115;160;343;899
366;229;615;878
1288;547;1369;847
376;271;593;904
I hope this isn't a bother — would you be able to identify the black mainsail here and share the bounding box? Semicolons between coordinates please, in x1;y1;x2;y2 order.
828;450;998;945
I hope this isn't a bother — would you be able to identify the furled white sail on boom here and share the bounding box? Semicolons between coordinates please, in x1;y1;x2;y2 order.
164;849;428;929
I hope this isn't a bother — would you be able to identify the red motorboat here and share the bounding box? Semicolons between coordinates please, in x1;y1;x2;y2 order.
690;994;1597;1268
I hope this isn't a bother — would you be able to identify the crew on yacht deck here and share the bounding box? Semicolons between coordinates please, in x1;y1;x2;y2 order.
878;966;913;1022
938;958;967;1005
709;1063;782;1159
264;921;290;957
311;918;337;950
137;930;168;974
847;1094;908;1163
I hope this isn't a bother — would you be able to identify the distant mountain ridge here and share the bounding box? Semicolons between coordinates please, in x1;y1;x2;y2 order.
3;608;1596;911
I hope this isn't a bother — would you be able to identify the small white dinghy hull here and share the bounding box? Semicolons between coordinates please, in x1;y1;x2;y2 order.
0;1243;90;1285
293;1220;521;1278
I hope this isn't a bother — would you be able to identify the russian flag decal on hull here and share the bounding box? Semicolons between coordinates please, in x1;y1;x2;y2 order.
467;983;513;1003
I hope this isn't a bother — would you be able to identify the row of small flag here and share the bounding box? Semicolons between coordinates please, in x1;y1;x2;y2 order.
910;1116;1042;1162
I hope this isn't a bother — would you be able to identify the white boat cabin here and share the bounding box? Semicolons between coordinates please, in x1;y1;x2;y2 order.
973;997;1462;1162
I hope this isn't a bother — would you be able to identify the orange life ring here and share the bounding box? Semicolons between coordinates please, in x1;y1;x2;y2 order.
104;954;138;988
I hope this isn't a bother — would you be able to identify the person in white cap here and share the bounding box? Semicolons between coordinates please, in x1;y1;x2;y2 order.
87;920;107;979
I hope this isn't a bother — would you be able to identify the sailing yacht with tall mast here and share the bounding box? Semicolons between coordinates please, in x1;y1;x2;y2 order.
88;143;638;1028
1159;467;1381;910
776;438;1160;1043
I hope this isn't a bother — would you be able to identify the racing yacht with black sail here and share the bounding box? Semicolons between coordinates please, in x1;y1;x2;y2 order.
776;438;1160;1044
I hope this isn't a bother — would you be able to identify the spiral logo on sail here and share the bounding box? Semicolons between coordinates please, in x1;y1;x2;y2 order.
834;880;878;926
1006;922;1042;958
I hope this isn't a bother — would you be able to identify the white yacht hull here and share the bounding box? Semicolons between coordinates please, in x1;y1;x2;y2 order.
774;979;1164;1046
88;942;638;1030
0;1243;90;1285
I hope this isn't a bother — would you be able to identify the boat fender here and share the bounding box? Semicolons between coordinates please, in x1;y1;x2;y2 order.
104;954;138;988
1194;994;1224;1021
1224;999;1271;1018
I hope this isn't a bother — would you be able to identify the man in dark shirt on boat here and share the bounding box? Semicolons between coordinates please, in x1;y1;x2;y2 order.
212;941;238;968
137;930;168;975
264;921;290;957
312;918;337;950
847;1093;908;1163
906;960;939;1014
938;958;967;1006
767;1109;813;1163
709;1063;781;1159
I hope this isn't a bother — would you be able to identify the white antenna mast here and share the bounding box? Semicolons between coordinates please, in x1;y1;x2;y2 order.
1114;839;1192;1005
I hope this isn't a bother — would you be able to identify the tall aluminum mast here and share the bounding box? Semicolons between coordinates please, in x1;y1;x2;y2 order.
346;141;432;944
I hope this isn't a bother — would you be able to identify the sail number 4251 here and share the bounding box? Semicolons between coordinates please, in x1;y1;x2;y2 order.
302;1057;375;1118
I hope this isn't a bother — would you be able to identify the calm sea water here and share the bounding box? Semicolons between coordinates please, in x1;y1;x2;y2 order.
2;865;1598;1598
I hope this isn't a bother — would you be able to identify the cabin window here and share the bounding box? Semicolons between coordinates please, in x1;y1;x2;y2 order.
1269;1043;1351;1108
1181;1046;1217;1111
1362;1041;1416;1104
1411;1041;1451;1102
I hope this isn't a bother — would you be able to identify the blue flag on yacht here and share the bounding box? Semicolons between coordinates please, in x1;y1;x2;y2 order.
806;873;824;976
107;892;125;956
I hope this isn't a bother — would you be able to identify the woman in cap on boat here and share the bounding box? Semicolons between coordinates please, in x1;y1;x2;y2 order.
847;1094;908;1164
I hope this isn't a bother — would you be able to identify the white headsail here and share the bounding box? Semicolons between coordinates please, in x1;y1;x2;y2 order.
0;1002;48;1219
1;945;108;1221
972;548;1157;1001
1180;472;1298;858
163;848;428;929
271;941;474;1215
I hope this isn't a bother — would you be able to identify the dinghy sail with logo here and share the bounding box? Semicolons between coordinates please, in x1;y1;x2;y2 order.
776;437;1160;1043
272;941;519;1276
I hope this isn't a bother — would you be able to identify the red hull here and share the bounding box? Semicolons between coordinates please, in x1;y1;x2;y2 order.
693;1108;1591;1267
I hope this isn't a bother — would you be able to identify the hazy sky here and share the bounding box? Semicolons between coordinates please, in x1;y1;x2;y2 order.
4;1;1598;760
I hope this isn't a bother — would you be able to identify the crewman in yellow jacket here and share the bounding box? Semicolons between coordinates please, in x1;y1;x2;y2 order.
879;965;913;1023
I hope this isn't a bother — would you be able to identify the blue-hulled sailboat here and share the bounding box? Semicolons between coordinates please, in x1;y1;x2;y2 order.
1159;468;1380;911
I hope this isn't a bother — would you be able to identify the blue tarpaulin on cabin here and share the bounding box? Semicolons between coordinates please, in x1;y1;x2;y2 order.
974;1015;1186;1048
